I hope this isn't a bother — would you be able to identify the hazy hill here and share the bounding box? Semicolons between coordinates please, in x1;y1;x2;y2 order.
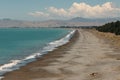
69;17;120;23
0;17;120;28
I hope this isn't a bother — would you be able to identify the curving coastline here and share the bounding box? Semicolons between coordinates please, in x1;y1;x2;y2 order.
0;29;76;80
3;29;120;80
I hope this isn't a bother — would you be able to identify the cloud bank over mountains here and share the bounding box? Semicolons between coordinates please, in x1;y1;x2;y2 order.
29;2;120;19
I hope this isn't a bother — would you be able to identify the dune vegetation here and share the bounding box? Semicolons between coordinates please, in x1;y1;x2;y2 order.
96;21;120;35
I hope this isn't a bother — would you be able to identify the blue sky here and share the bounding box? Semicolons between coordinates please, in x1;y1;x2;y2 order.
0;0;120;21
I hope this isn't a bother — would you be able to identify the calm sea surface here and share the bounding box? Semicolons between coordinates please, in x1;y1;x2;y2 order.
0;28;70;65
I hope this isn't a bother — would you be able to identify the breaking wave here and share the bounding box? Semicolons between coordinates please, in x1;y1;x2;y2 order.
0;30;76;79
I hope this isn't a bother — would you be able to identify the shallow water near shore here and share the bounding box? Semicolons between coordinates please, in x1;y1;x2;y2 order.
2;29;120;80
0;28;75;78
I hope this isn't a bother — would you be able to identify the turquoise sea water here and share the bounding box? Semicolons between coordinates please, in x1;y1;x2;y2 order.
0;28;76;78
0;28;70;65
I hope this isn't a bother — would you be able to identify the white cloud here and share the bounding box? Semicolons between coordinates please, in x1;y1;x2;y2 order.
29;2;120;19
48;7;67;17
67;2;120;18
28;11;49;17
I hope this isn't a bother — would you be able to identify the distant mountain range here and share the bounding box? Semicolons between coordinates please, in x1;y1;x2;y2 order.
0;17;120;28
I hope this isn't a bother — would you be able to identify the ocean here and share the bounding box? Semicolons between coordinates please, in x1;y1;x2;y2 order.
0;28;75;78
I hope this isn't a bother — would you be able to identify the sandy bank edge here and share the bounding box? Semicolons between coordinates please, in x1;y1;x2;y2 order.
2;29;79;80
89;29;120;49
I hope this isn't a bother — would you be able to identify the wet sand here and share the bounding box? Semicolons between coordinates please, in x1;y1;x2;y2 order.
2;29;120;80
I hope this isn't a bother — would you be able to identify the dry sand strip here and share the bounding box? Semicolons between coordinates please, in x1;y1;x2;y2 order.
2;29;120;80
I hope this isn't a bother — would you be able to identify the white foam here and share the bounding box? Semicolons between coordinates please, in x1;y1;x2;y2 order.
43;30;76;52
24;53;42;60
0;30;76;79
0;53;42;79
0;77;4;80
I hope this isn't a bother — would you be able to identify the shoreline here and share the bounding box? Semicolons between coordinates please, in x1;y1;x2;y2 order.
2;29;79;80
0;28;75;79
3;29;120;80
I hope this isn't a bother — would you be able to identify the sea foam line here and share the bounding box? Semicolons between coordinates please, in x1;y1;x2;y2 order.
0;29;76;79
